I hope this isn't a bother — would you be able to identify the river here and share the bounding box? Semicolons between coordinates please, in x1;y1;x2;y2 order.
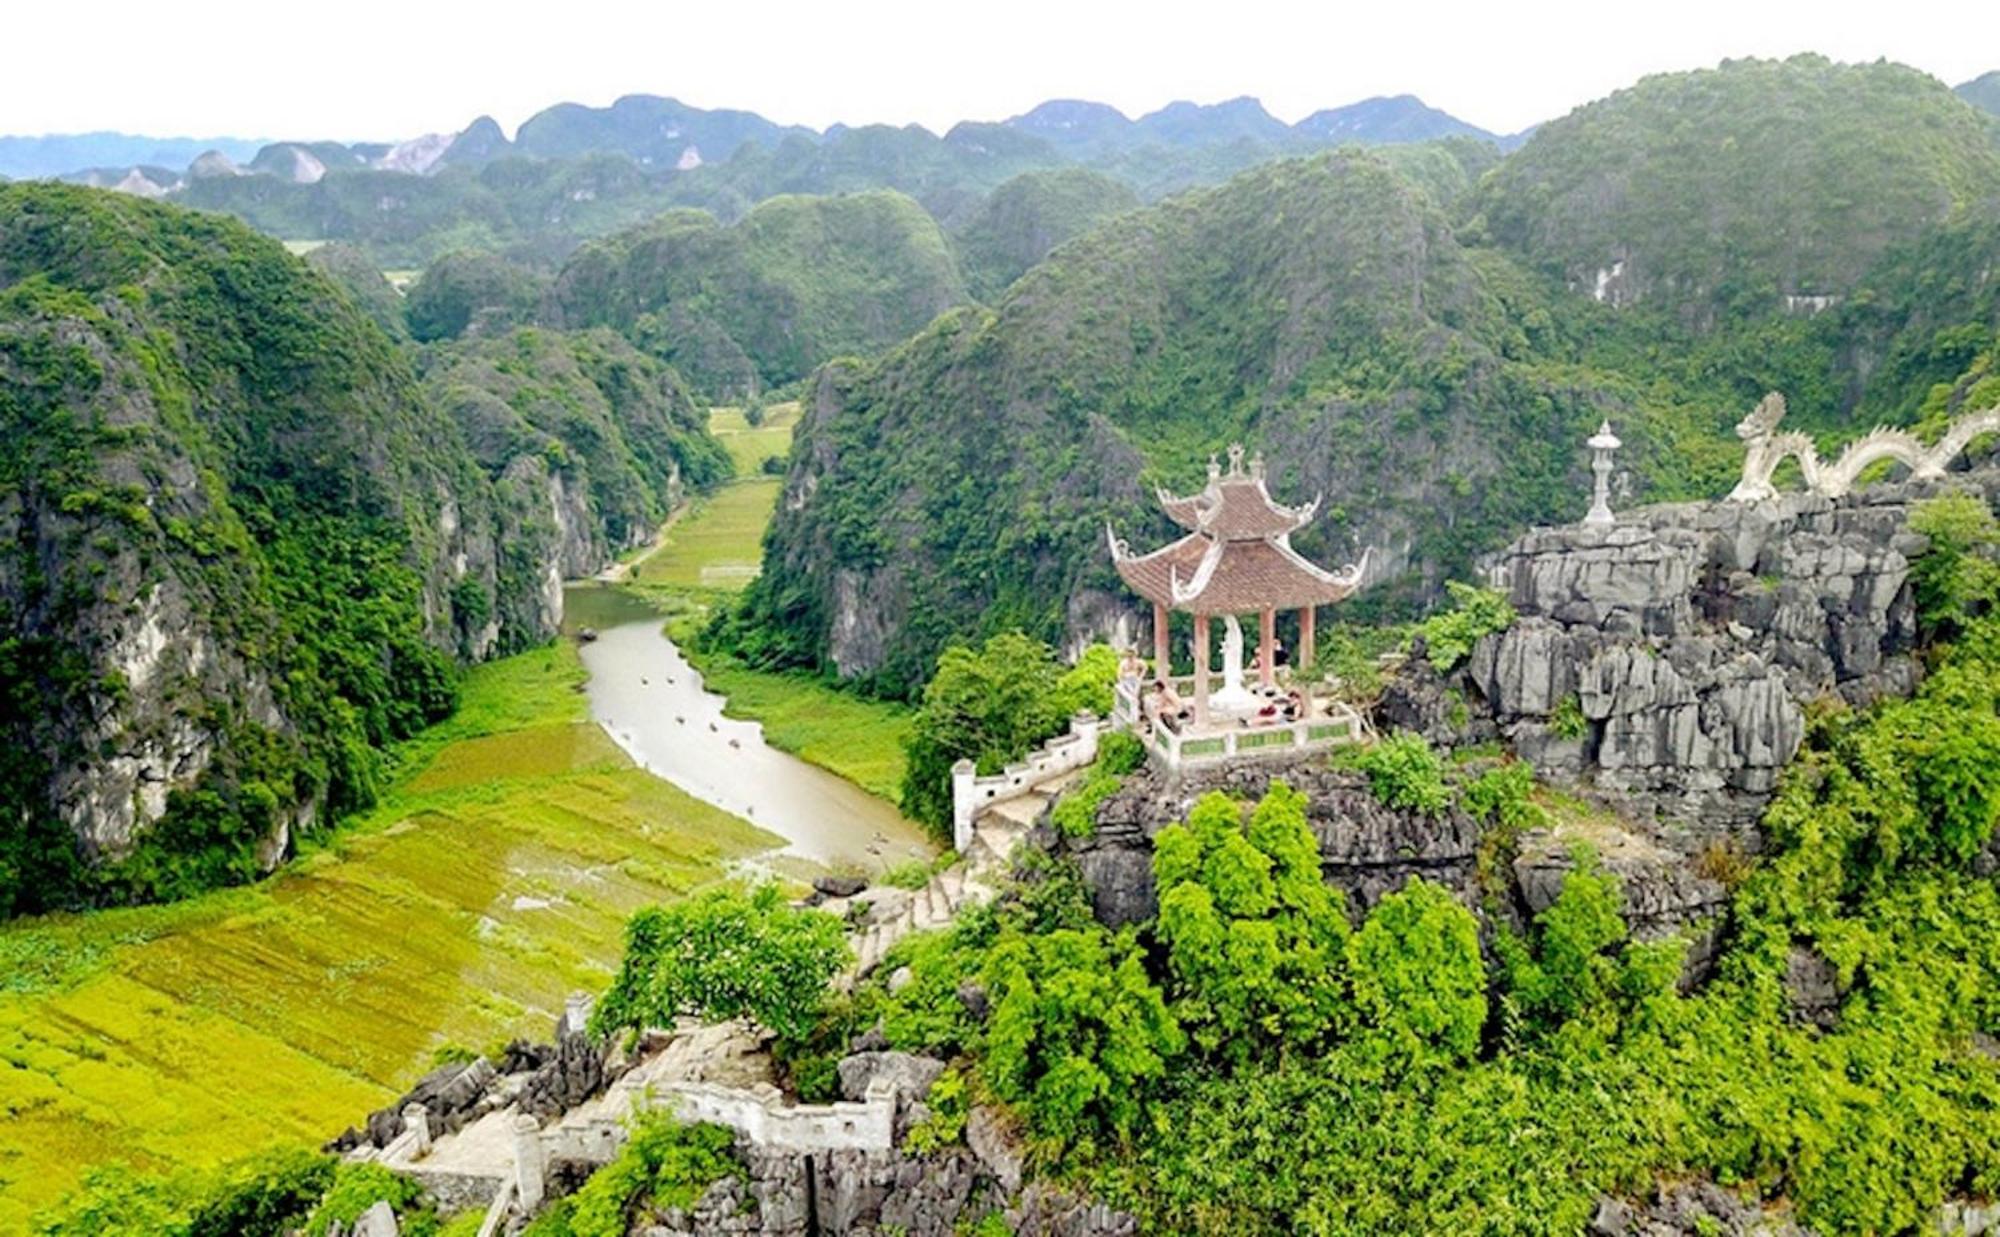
564;584;931;872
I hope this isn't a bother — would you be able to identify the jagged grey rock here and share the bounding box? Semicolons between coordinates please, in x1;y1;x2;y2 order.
1443;471;2000;844
836;1051;946;1105
1072;756;1483;924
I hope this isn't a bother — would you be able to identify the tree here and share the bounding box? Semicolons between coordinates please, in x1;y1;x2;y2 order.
900;631;1071;836
1909;493;2000;639
592;885;849;1042
1352;732;1452;816
1346;878;1487;1069
1153;784;1351;1064
979;924;1183;1147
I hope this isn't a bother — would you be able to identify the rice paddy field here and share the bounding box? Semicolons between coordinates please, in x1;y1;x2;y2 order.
0;645;776;1231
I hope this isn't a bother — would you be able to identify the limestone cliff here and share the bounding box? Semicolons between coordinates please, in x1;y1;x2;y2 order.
0;185;725;913
1386;472;1997;847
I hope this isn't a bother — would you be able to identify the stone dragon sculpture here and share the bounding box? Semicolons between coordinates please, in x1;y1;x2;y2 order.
1727;392;2000;502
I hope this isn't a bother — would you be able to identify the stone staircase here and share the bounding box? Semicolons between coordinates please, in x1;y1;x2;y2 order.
834;781;1059;983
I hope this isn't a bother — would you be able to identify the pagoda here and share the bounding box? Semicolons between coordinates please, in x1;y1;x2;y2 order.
1107;445;1370;728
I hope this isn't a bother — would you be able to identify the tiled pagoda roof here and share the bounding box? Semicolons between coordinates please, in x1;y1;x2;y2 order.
1108;444;1369;612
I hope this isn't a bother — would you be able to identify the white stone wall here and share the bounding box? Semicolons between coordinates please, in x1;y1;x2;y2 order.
951;712;1103;851
666;1079;897;1154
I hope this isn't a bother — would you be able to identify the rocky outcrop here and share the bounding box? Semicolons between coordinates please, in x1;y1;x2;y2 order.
1417;473;1996;846
646;1144;1137;1237
1064;755;1484;925
1589;1182;1814;1236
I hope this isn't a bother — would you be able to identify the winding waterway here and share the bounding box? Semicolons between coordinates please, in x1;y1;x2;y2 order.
564;584;930;871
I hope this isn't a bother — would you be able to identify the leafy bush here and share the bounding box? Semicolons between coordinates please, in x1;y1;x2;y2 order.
1049;765;1123;839
537;1113;736;1237
1352;732;1452;816
1459;760;1545;831
302;1163;434;1237
899;632;1082;838
1549;693;1588;740
1096;729;1146;775
592;884;849;1042
1153;784;1352;1064
1496;853;1681;1039
1054;644;1121;717
1414;582;1517;672
980;923;1184;1148
1909;492;2000;637
903;1065;970;1153
1345;878;1488;1069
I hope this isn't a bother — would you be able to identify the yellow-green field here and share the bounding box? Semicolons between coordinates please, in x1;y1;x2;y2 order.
709;401;799;476
629;481;781;592
0;645;776;1230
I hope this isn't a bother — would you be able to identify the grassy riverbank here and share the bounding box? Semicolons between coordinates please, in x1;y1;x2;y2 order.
624;404;916;804
0;644;776;1230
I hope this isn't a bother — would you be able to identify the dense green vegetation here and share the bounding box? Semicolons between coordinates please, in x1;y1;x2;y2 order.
834;595;2000;1230
730;55;2000;694
897;634;1117;838
0;183;728;914
953;167;1139;299
1478;56;2000;325
546;191;970;398
592;884;849;1042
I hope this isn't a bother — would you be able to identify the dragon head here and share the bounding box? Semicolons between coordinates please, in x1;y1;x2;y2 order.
1737;392;1786;441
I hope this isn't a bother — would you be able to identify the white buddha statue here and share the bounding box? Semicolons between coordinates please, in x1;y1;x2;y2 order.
1208;614;1258;717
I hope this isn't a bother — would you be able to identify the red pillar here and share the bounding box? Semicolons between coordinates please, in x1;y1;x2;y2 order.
1192;613;1210;726
1258;607;1276;687
1300;605;1316;673
1153;602;1170;682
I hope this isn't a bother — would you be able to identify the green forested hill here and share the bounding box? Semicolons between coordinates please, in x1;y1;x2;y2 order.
1477;55;2000;325
730;58;2000;695
731;150;1610;691
547;190;972;397
0;185;724;915
953;167;1140;299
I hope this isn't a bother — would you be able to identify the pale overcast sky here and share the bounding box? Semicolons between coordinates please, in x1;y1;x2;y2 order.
6;0;1997;141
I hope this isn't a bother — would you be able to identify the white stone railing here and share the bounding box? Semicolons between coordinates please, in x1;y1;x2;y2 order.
950;711;1103;851
667;1079;897;1153
1138;704;1368;770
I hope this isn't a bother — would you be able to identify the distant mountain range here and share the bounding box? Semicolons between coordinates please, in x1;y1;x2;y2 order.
1961;70;2000;116
0;132;270;180
0;89;1517;183
12;65;1994;186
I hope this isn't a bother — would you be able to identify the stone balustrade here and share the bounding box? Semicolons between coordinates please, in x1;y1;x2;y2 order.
950;711;1103;851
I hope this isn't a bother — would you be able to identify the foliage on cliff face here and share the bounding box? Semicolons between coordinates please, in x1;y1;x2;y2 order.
0;184;724;914
1102;613;2000;1233
547;190;970;398
1153;784;1352;1063
1476;56;2000;325
953;167;1139;299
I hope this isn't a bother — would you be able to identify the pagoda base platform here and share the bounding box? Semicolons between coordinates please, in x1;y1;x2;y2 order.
1111;671;1371;774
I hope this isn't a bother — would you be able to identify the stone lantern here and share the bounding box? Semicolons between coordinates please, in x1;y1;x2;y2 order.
1583;420;1621;528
